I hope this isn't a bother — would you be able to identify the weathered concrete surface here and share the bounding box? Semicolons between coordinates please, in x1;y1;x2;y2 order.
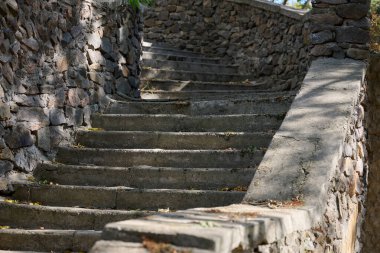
244;58;365;219
100;204;314;253
0;229;101;252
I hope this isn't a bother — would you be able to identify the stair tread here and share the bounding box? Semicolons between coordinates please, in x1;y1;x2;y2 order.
35;162;256;189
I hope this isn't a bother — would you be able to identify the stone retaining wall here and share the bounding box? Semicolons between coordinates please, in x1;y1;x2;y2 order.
310;0;370;60
143;0;311;89
0;0;142;175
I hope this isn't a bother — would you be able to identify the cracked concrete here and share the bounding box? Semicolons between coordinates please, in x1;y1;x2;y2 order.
244;58;365;223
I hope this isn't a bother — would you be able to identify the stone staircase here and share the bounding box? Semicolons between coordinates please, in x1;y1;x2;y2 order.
0;42;295;252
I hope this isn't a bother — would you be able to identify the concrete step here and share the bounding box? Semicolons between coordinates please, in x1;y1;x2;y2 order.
75;131;272;149
90;240;213;253
140;79;266;91
0;229;100;252
142;68;250;82
91;114;283;132
142;52;220;64
107;98;293;115
12;184;246;210
35;163;256;189
140;90;293;100
0;202;151;230
102;217;237;253
142;47;204;58
55;147;264;168
142;59;238;74
0;251;42;253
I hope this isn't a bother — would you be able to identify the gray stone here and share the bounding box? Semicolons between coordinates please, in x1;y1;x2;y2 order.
311;13;343;25
336;27;369;44
310;43;337;56
87;49;105;65
88;33;102;49
70;26;82;38
21;38;39;51
0;102;11;120
0;54;12;63
5;124;34;149
0;146;14;161
6;0;18;12
311;30;334;45
14;145;45;172
65;107;84;126
0;160;13;176
49;108;66;125
50;126;71;148
16;107;49;131
37;127;51;151
101;37;113;55
346;48;369;60
336;4;369;20
62;32;73;46
343;18;371;30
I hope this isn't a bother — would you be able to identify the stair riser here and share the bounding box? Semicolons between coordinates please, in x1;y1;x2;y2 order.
142;69;248;82
0;204;148;230
56;148;264;168
142;52;219;64
12;185;245;210
142;59;238;74
140;80;265;91
143;47;203;57
0;230;100;252
35;164;256;189
91;115;282;132
76;131;272;149
107;100;291;115
140;92;289;100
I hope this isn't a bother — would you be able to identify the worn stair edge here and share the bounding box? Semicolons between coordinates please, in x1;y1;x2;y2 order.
35;162;256;189
141;68;250;82
142;45;206;57
12;184;246;210
99;204;316;253
91;114;284;132
0;229;101;252
142;52;220;64
0;202;152;230
140;79;268;91
55;147;265;168
106;98;293;115
90;240;214;253
75;131;273;149
142;59;238;74
139;91;292;100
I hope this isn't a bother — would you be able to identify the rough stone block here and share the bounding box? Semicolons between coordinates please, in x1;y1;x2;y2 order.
5;124;34;149
0;102;11;120
336;4;369;20
16;107;50;131
336;27;369;44
346;48;369;60
14;145;45;172
0;160;13;176
311;30;334;45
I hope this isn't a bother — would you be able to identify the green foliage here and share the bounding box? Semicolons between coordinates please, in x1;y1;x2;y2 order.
371;0;380;51
125;0;154;10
